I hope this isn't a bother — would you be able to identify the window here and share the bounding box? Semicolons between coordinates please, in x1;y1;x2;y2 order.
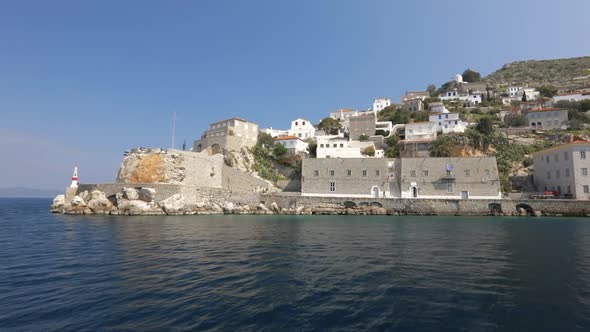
446;170;452;177
567;185;571;194
329;181;336;192
556;170;560;179
465;170;471;177
302;121;306;125
411;170;417;177
584;185;589;194
583;168;588;176
314;170;319;177
340;144;344;148
547;171;551;180
423;170;429;177
376;170;380;176
565;152;569;160
582;151;587;160
333;144;337;148
320;144;324;148
565;168;570;177
546;156;550;163
362;170;367;177
554;154;559;162
447;183;453;193
484;169;491;177
347;170;352;176
330;170;335;177
295;121;298;126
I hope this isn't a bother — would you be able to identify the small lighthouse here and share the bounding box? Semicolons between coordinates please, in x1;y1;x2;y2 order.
70;165;78;188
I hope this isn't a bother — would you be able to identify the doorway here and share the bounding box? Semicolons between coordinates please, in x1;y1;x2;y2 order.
411;186;418;198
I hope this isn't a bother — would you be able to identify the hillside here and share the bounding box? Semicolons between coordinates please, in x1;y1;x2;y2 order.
483;56;590;86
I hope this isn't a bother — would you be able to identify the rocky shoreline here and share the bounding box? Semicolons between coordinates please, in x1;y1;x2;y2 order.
50;187;551;217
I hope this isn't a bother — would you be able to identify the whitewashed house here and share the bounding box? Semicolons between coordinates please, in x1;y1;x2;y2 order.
316;135;383;159
506;86;524;97
373;98;391;112
429;112;467;133
404;122;438;142
551;91;590;104
261;127;288;137
329;108;358;132
274;136;309;155
428;102;448;114
400;91;430;103
288;118;315;140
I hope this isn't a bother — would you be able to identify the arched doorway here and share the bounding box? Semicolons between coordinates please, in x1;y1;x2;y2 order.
515;203;534;216
211;144;221;155
343;201;357;209
372;186;380;198
489;203;503;215
411;186;418;198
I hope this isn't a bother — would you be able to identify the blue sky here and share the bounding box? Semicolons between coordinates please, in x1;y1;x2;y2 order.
1;0;589;190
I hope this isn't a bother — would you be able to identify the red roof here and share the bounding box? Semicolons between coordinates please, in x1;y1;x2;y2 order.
527;107;564;113
274;135;300;141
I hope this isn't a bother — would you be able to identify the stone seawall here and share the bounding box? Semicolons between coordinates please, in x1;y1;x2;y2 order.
53;183;590;217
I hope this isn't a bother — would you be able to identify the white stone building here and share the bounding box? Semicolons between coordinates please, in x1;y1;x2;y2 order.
261;127;288;138
274;136;309;155
429;113;467;133
372;98;391;112
506;86;524;97
288;118;315;140
551;91;590;104
404;122;438;142
193;117;259;153
316;135;384;159
329;108;358;132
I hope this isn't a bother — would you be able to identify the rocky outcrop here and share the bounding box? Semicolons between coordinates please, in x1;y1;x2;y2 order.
117;148;185;184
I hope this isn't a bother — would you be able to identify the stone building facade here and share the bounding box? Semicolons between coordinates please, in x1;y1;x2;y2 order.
399;157;502;199
302;158;399;198
192;118;259;153
532;142;590;199
525;108;568;130
349;113;377;140
302;157;501;199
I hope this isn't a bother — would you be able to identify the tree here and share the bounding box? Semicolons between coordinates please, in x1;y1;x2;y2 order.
538;85;558;98
272;143;288;159
411;111;429;122
358;134;369;141
362;146;375;156
427;84;437;97
384;135;399;158
379;105;411;124
257;132;274;148
503;114;527;127
375;129;390;137
306;140;317;158
521;91;527;102
475;116;495;136
317;117;342;135
462;68;481;82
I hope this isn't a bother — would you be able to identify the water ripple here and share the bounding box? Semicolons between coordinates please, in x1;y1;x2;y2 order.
1;199;590;331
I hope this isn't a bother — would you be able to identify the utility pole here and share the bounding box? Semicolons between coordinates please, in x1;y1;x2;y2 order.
171;112;176;149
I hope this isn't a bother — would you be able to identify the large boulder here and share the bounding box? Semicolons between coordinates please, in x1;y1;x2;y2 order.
122;187;139;200
138;188;156;202
62;195;88;214
87;190;115;215
50;195;66;213
117;199;164;216
159;194;186;215
223;202;235;214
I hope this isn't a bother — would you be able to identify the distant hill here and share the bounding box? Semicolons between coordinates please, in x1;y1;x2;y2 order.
0;187;61;198
483;56;590;86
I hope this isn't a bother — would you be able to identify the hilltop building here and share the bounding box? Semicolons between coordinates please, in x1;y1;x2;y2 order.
261;127;288;138
400;91;430;103
329;108;358;131
193;118;259;154
551;91;590;104
348;112;394;140
373;98;391;112
288;118;315;140
532;142;590;199
401;98;425;112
